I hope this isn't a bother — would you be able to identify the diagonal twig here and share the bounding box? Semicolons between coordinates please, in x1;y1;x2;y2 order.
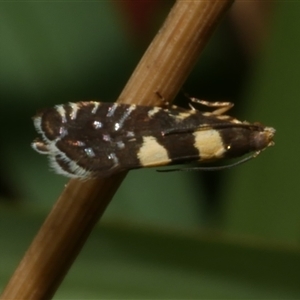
0;1;234;299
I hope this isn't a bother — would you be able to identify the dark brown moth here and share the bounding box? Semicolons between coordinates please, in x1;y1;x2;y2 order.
32;99;275;179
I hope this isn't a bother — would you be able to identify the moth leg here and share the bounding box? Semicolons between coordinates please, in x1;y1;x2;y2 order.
155;91;170;108
189;98;234;115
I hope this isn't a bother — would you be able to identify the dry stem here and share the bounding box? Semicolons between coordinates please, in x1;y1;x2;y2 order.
0;0;234;299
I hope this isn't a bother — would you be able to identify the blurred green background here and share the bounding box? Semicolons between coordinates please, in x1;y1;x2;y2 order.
1;1;300;299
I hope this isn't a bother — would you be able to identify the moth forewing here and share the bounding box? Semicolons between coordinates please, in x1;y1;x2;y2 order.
32;100;275;179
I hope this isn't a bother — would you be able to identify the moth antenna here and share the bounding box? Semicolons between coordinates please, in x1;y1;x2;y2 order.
157;151;260;173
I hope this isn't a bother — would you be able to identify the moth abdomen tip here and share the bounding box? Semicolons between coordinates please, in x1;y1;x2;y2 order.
252;126;276;151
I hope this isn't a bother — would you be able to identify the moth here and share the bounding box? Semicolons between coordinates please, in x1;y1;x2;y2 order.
32;99;275;179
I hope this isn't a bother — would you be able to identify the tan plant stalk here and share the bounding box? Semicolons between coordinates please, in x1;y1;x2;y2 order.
0;1;234;299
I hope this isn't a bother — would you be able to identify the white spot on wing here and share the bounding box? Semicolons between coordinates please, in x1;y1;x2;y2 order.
84;147;95;157
193;130;225;160
148;107;161;118
115;105;136;131
55;105;67;123
91;102;100;114
93;120;102;129
74;140;85;147
174;110;196;120
126;131;135;138
108;152;119;166
117;141;125;149
59;126;68;137
69;103;79;120
106;103;118;117
137;136;171;167
114;123;120;131
103;134;111;142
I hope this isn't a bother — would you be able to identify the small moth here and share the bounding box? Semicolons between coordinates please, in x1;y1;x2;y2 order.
31;99;275;179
